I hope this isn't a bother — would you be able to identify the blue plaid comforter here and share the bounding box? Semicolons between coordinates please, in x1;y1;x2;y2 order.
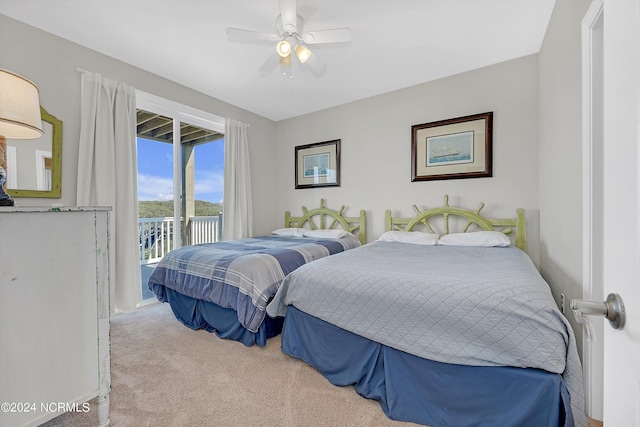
148;234;360;332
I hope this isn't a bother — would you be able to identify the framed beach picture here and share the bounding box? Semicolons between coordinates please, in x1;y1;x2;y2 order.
411;112;493;181
295;139;341;189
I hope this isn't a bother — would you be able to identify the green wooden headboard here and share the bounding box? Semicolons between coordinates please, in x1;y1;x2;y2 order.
385;195;526;251
285;199;367;245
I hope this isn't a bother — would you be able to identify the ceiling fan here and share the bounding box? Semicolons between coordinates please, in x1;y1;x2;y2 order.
226;0;352;78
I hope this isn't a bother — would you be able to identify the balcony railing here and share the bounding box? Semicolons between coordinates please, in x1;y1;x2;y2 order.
139;215;222;264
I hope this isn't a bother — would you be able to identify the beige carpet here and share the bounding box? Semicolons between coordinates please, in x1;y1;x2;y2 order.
41;302;418;427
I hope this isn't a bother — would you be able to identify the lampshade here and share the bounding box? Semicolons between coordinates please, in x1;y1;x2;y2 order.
276;40;291;57
0;69;44;139
295;45;311;63
279;54;293;79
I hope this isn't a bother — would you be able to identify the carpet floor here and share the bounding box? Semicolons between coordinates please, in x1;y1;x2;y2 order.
39;302;603;427
40;302;418;427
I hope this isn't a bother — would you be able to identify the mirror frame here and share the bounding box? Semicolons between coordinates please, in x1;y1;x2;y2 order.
8;106;62;198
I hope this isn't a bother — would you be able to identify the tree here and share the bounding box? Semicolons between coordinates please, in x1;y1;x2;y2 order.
138;200;222;218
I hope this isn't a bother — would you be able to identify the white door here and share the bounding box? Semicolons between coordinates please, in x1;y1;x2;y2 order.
602;0;640;424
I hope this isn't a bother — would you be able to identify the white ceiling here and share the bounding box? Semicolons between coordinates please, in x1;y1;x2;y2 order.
0;0;555;122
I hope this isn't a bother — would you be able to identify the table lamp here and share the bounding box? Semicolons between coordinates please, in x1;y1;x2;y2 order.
0;69;44;206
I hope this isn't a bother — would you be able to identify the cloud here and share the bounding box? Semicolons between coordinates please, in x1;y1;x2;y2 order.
137;174;174;201
137;171;224;202
194;170;224;196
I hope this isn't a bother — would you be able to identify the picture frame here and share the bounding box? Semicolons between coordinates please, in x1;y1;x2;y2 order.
295;139;341;189
411;112;493;181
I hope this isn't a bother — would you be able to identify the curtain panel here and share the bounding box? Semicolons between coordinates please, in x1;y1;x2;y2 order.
77;71;141;315
222;118;253;240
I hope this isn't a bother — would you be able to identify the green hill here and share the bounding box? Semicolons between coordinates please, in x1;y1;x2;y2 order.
138;200;222;218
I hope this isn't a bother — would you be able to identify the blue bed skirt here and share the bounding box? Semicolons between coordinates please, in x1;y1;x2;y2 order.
151;284;284;347
282;306;574;427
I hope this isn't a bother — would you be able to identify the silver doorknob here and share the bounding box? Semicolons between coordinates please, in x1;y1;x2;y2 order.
570;293;626;330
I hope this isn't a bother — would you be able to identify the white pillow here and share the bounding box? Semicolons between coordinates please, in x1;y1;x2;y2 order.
437;231;511;247
272;228;306;237
377;231;439;246
303;229;350;239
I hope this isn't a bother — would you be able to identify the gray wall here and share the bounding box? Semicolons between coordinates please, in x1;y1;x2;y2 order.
538;0;591;360
275;55;542;265
0;14;279;234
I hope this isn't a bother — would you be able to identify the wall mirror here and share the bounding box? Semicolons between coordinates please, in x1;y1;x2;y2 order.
6;106;62;198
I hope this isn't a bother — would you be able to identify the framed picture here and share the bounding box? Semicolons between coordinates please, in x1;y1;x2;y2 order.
411;112;493;181
295;139;341;189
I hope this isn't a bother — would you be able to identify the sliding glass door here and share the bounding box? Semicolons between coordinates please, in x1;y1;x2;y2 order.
136;92;225;301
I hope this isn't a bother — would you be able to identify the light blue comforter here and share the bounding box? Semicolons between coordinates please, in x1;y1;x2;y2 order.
267;242;586;427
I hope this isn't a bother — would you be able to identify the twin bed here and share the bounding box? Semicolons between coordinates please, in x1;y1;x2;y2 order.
149;197;585;427
147;200;365;346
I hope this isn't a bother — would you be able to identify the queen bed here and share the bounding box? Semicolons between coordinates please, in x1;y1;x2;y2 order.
148;200;365;346
267;196;586;427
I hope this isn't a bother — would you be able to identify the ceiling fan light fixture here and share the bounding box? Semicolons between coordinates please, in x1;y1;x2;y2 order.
280;68;293;79
279;54;291;66
276;40;291;57
226;0;352;77
295;44;311;63
279;54;293;79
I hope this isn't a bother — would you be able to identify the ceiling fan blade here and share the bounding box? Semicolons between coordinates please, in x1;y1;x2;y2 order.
278;0;298;33
258;53;281;73
303;51;327;77
226;27;280;42
301;27;352;44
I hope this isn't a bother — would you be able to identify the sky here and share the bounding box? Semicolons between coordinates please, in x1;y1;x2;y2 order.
136;137;225;203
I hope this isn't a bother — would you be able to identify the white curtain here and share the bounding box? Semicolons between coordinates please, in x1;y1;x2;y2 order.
77;71;141;315
222;118;253;240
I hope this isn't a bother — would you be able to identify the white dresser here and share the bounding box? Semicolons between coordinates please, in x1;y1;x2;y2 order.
0;207;111;427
